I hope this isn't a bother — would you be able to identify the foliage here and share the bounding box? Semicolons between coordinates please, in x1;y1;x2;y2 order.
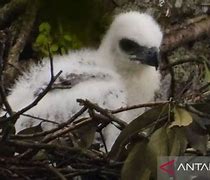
33;22;81;56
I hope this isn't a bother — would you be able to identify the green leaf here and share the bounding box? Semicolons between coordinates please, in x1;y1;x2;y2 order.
63;34;72;42
50;44;59;52
35;34;48;45
39;22;51;33
167;127;188;156
121;139;151;180
33;150;48;160
122;127;170;180
170;107;193;128
185;116;208;155
108;104;169;160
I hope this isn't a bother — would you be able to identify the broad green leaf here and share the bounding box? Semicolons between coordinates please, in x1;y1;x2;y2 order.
63;34;72;42
39;22;51;33
108;104;169;160
170;107;192;128
122;127;170;180
35;34;48;45
167;127;188;156
50;44;59;52
185;118;208;155
121;139;151;180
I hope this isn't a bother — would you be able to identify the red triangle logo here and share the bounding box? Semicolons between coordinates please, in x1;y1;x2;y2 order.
160;159;175;176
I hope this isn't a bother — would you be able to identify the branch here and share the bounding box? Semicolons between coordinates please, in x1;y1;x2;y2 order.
0;0;28;28
161;16;210;52
11;106;87;139
77;99;127;129
111;100;170;114
0;31;13;116
4;0;39;87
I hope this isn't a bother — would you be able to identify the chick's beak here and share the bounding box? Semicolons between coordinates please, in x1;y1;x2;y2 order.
130;47;160;70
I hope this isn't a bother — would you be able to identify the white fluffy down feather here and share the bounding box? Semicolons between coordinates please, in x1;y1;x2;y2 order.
5;11;163;150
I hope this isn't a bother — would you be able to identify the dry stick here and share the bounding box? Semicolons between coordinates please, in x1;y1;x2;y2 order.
77;99;127;128
12;106;87;139
46;165;67;180
181;104;210;119
111;100;170;114
17;118;97;160
12;100;169;139
1;70;62;141
7;140;90;157
2;38;62;140
6;71;62;122
42;118;94;143
21;113;59;125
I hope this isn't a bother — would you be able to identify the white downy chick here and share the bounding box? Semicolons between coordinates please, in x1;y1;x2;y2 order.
5;11;163;150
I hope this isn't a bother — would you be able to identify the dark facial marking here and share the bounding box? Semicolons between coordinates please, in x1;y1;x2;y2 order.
119;38;159;69
119;38;144;55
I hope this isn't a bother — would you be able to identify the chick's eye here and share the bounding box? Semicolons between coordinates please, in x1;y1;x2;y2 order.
119;38;140;53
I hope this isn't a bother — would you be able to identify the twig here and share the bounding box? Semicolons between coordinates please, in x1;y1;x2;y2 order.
2;40;62;140
111;101;170;114
181;104;210;119
21;113;59;125
12;106;87;139
17;118;98;160
7;140;83;154
1;69;61;140
5;71;62;122
77;99;127;129
47;44;54;80
99;131;108;153
46;165;67;180
42;118;93;143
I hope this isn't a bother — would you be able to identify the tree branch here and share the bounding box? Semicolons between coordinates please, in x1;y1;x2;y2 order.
161;16;210;52
0;0;28;28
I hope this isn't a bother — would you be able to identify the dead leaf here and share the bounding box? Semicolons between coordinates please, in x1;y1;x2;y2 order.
17;123;43;135
170;107;192;128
